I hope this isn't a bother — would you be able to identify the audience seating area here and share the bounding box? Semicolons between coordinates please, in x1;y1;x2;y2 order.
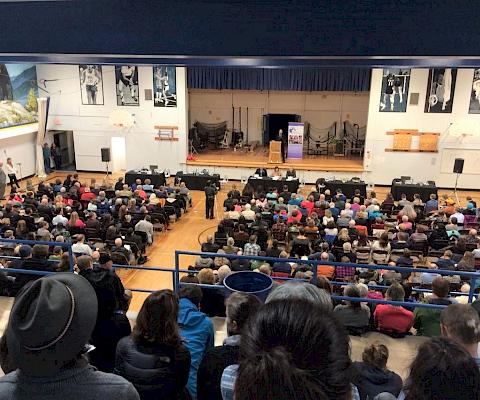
1;174;480;400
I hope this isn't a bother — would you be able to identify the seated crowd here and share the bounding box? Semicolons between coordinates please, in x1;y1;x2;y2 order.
0;173;193;297
192;184;480;336
1;274;479;400
0;177;480;400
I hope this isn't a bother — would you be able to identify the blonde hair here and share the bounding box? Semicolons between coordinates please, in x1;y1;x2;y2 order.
197;268;215;285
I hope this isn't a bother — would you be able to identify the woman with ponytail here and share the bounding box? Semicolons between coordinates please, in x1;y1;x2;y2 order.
227;299;355;400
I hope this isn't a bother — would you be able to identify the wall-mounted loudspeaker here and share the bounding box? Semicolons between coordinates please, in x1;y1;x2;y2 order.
453;158;464;174
144;89;153;101
101;148;111;163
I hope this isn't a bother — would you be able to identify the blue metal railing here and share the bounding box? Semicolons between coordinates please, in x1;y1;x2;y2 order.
2;238;479;311
175;250;480;304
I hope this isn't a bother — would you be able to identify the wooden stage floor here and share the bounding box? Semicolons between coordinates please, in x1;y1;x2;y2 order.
187;147;364;172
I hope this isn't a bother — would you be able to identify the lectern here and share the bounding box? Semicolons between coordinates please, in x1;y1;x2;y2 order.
268;140;282;164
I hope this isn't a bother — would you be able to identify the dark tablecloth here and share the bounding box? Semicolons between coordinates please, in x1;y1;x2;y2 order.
247;177;299;193
324;180;367;199
125;171;166;187
177;173;220;190
391;180;437;202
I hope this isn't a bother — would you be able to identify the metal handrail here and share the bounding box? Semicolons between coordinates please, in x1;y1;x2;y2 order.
175;250;480;302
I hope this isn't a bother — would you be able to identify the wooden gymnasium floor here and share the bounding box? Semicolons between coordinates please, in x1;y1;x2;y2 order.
187;146;364;172
10;170;480;312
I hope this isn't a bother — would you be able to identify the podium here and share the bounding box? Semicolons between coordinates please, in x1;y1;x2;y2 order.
268;140;282;164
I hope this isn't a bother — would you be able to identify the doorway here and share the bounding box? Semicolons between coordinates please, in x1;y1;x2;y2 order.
111;136;127;172
51;130;75;170
262;113;301;145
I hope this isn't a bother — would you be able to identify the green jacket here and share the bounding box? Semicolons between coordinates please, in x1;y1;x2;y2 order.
413;298;452;337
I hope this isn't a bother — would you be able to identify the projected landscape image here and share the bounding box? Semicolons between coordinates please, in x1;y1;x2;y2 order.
0;64;38;129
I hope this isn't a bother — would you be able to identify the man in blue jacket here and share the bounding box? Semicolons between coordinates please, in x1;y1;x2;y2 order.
178;285;215;399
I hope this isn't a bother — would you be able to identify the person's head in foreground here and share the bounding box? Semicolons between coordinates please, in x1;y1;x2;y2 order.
440;303;480;359
265;281;332;311
133;289;181;346
403;336;480;400
235;299;353;399
3;273;98;377
225;292;262;336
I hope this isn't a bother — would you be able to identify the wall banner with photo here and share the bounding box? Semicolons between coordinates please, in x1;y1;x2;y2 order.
287;122;304;159
79;65;104;105
424;68;457;113
379;68;410;112
153;66;177;107
469;69;480;114
115;66;139;106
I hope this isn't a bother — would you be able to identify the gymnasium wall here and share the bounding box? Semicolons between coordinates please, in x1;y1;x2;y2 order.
189;90;370;143
35;65;188;173
364;69;480;189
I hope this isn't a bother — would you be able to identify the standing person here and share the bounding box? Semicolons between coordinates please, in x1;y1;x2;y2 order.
51;143;61;170
277;129;287;162
0;161;6;200
204;180;217;220
115;290;191;400
5;157;19;189
42;143;51;174
0;273;140;399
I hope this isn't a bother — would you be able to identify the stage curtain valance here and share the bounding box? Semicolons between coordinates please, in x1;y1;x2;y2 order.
187;67;371;92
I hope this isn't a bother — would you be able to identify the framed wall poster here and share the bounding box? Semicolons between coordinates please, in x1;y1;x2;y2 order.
469;69;480;114
424;68;457;113
115;65;139;106
153;66;177;107
79;65;104;105
379;68;410;112
0;63;38;129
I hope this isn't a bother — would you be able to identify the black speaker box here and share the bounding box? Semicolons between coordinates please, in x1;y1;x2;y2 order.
101;147;111;163
453;158;464;174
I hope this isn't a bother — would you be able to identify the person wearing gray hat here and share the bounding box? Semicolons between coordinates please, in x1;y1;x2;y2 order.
0;273;139;399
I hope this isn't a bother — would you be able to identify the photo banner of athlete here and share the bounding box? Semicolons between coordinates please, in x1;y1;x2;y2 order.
287;122;304;159
115;65;139;106
425;68;457;113
379;68;411;112
79;65;104;105
153;66;177;107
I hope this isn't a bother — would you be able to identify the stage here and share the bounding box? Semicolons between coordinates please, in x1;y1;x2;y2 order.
186;147;364;173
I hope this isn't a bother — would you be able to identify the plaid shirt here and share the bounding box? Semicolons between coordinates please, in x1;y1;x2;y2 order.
243;242;261;256
335;265;356;278
221;364;238;400
271;222;287;241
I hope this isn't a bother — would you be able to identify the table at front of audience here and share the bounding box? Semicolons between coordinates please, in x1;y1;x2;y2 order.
125;170;166;187
323;180;367;199
177;172;220;191
391;179;437;202
247;177;299;193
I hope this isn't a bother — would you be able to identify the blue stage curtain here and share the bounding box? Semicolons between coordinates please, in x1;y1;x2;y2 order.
187;67;371;91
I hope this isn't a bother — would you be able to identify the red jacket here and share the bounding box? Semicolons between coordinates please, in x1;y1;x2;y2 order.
374;304;413;333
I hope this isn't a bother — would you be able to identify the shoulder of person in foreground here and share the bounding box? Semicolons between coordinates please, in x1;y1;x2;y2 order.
0;369;140;399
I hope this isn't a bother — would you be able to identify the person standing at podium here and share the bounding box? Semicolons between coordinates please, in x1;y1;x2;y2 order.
204;180;217;219
277;129;287;163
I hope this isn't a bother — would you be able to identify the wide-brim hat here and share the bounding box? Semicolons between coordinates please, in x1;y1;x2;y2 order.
6;273;98;376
